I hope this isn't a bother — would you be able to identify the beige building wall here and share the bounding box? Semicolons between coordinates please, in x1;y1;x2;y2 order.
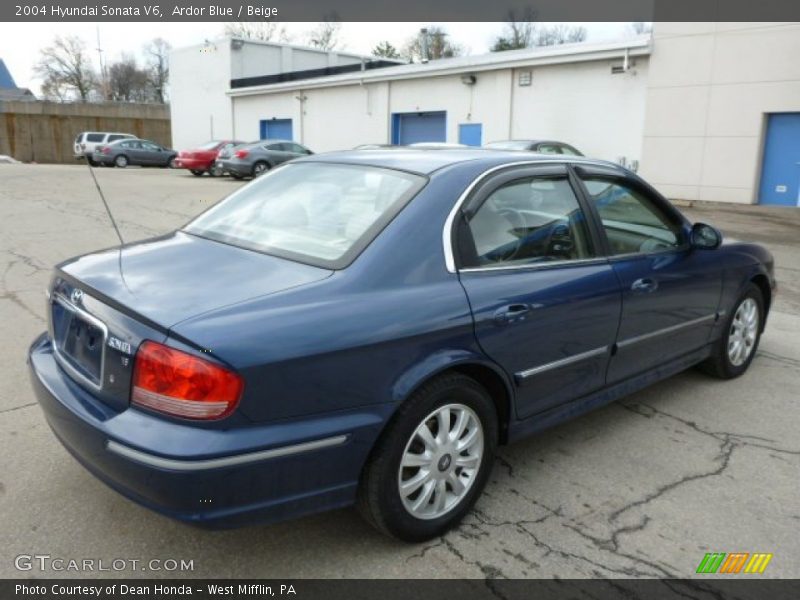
639;22;800;204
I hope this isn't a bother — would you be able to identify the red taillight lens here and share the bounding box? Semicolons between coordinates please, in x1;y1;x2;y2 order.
102;147;111;155
132;341;243;420
234;149;249;158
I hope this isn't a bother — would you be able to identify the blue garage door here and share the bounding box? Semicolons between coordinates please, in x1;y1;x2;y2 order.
759;113;800;206
260;118;293;141
459;123;482;147
392;111;446;145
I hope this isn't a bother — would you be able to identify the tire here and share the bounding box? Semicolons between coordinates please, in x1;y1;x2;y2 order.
699;283;764;379
87;157;99;167
231;174;244;180
190;169;205;177
114;155;128;168
167;157;178;169
209;164;223;177
357;372;498;542
252;161;269;177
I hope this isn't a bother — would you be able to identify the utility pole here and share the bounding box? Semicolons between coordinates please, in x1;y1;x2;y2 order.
96;26;109;101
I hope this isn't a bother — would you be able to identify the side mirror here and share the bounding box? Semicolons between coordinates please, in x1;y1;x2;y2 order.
690;222;722;249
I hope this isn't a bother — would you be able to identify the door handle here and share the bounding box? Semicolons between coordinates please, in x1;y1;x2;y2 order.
493;303;532;325
631;278;658;293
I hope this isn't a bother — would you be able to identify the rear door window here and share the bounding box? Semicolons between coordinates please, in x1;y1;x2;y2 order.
461;176;595;268
107;135;127;142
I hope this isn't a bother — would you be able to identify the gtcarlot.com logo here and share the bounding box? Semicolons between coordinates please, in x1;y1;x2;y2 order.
696;552;773;574
15;554;194;572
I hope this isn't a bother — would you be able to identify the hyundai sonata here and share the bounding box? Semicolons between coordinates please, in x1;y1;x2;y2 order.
28;149;775;541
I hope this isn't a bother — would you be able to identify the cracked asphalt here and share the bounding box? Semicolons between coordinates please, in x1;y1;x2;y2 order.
1;164;798;579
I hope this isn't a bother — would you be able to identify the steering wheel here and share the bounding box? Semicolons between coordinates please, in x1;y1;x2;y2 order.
493;209;526;262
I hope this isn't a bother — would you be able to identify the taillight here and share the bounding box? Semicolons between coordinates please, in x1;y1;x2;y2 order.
235;149;249;158
132;341;243;420
102;147;111;155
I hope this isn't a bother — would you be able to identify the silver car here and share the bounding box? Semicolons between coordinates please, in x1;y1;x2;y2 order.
217;140;313;179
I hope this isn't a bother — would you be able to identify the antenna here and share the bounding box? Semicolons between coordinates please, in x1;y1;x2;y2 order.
85;162;124;246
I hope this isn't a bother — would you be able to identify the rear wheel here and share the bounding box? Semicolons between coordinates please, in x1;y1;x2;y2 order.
114;155;128;168
357;373;497;542
190;169;205;176
167;157;178;169
252;161;269;177
700;283;763;379
209;164;223;177
87;157;99;167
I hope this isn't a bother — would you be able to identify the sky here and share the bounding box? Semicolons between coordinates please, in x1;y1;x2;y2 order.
0;22;638;94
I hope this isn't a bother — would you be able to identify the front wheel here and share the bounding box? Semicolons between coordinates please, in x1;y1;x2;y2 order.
700;283;763;379
357;373;497;542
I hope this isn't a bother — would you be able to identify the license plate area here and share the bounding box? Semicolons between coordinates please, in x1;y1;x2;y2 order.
52;296;107;389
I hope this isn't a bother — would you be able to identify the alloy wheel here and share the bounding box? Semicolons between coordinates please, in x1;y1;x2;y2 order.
728;297;759;367
397;403;483;520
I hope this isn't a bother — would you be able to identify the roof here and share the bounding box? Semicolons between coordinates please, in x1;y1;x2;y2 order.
297;147;627;176
0;59;17;89
0;87;35;101
229;37;651;97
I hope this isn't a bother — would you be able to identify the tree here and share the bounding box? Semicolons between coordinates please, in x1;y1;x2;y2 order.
143;37;171;103
491;8;536;52
107;54;149;102
372;41;401;59
34;35;97;102
535;24;588;46
630;22;653;35
223;22;290;43
403;26;463;62
307;17;341;50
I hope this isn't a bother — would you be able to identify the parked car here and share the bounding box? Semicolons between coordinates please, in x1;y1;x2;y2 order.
216;140;313;179
354;144;395;150
74;132;136;166
29;149;775;542
484;139;584;156
94;139;177;168
174;140;246;177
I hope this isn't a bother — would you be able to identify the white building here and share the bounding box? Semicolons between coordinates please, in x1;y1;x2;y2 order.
170;23;800;206
169;38;400;150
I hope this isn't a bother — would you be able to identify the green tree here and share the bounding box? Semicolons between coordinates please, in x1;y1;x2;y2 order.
372;41;401;59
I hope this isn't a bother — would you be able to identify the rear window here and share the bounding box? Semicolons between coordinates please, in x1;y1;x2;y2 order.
107;134;128;142
198;141;221;150
184;163;426;269
85;133;104;142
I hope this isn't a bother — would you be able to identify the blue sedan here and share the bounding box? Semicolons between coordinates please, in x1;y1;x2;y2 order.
28;149;775;541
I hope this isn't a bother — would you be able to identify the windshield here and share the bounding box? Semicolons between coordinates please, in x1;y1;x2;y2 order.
184;162;426;269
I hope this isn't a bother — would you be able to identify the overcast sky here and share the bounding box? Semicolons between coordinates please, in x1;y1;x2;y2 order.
0;22;637;94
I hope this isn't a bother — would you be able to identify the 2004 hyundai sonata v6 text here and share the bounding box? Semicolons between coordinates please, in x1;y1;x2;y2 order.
28;149;775;541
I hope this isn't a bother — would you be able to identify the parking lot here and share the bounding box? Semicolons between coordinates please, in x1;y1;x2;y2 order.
1;163;798;579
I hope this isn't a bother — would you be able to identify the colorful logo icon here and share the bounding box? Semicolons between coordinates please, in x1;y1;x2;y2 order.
696;553;773;574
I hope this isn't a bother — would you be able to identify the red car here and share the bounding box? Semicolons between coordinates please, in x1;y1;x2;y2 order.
174;140;246;176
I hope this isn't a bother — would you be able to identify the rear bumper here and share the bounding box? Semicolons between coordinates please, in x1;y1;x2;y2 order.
174;158;211;170
28;333;388;528
221;160;252;177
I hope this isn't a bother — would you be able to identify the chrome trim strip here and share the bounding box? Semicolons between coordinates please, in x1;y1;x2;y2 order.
516;346;609;380
51;293;108;392
442;158;625;273
616;314;716;349
106;435;349;471
460;257;608;274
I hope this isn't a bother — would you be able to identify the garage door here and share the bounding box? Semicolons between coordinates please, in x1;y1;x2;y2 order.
392;111;446;145
260;119;293;141
759;113;800;206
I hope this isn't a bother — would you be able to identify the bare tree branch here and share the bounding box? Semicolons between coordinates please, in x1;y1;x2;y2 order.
34;35;97;102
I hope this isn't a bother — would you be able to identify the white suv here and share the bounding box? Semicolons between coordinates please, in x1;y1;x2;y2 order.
74;132;136;165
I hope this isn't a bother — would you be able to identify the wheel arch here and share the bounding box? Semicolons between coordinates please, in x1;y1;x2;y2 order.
390;351;514;445
750;273;772;329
